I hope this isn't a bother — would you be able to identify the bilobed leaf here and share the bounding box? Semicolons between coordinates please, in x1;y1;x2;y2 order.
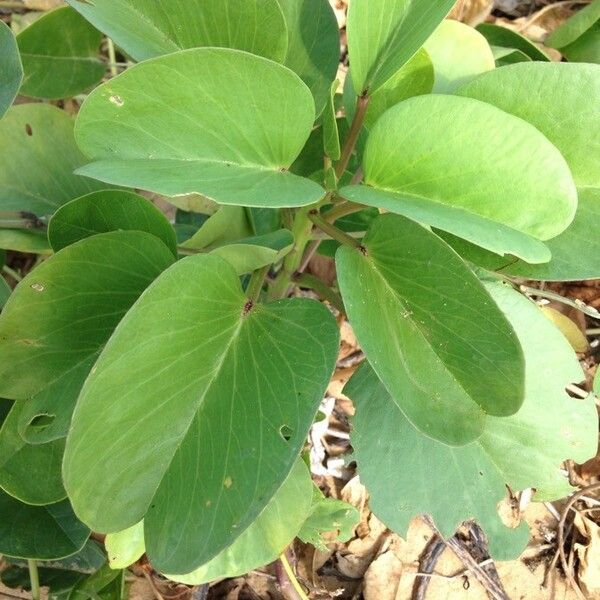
105;522;145;569
165;460;314;584
276;0;340;115
423;20;495;93
346;0;455;94
0;21;23;118
343;93;577;258
546;0;600;63
48;190;177;255
0;491;89;560
348;283;596;557
75;48;324;208
0;104;105;215
344;49;434;130
63;254;339;573
66;0;288;63
476;23;550;61
0;402;65;504
459;63;600;189
336;214;525;445
17;6;105;99
0;231;175;400
442;188;600;281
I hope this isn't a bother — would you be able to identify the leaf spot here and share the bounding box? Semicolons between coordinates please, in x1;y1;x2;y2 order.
223;476;233;489
109;95;125;107
30;283;44;292
279;424;293;442
205;500;211;507
25;124;33;136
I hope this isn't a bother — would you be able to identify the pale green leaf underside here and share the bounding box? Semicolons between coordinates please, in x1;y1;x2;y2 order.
63;254;339;573
0;21;23;118
75;48;324;207
105;522;145;570
423;20;495;93
340;185;551;263
362;94;577;241
336;214;525;446
166;460;314;584
0;401;65;505
347;0;455;94
66;0;288;63
444;188;600;281
458;63;600;190
48;189;177;255
17;6;104;100
348;283;596;558
0;104;106;215
0;231;175;400
0;492;89;560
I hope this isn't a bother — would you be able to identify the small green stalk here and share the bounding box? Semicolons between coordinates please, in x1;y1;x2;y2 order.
293;272;345;314
28;559;40;600
107;38;118;78
334;93;369;179
308;211;362;250
321;200;367;223
245;265;269;304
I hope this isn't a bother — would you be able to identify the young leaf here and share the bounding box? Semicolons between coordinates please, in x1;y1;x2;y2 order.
322;80;341;160
0;21;23;118
346;0;455;94
17;6;105;100
0;402;65;504
276;0;340;115
165;460;314;584
336;214;525;446
476;23;551;61
0;231;175;400
458;63;600;189
444;188;600;282
66;0;288;63
75;48;324;208
546;0;600;63
423;20;495;93
105;522;145;569
344;49;434;130
348;284;596;557
0;491;89;560
0;104;105;215
48;189;177;255
63;254;339;573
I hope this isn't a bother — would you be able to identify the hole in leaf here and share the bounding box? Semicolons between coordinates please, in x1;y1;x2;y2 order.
279;425;293;442
109;95;124;107
30;283;44;292
28;413;55;430
25;124;33;136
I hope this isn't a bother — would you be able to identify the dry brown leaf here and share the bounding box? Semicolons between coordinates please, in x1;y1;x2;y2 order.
574;512;600;599
363;550;403;600
449;0;493;25
23;0;63;9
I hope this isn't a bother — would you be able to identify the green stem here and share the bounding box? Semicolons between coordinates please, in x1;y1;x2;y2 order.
294;273;345;314
308;211;362;249
334;94;369;179
519;284;600;320
28;559;40;600
321;200;367;223
245;265;269;303
106;38;118;78
278;553;309;600
3;265;22;282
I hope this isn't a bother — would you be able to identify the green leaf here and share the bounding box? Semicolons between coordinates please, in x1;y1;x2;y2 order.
210;230;295;275
0;104;106;215
546;0;600;63
346;0;455;94
0;492;89;560
297;488;359;550
63;254;339;573
0;21;23;118
0;276;10;308
444;188;600;281
17;6;105;100
276;0;340;115
490;46;532;66
344;49;434;130
0;231;175;400
105;522;145;569
322;80;341;160
69;563;122;600
348;284;596;556
336;214;525;445
1;565;85;596
0;230;51;255
165;460;314;584
179;206;253;250
75;48;324;208
0;401;65;504
458;62;600;189
476;23;551;61
344;93;577;256
66;0;288;63
423;20;495;93
48;189;177;256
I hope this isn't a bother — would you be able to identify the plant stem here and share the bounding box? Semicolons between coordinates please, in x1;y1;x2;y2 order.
334;94;369;179
519;284;600;320
106;38;118;77
293;272;345;314
245;265;269;303
322;200;367;223
308;211;362;249
278;553;309;600
28;560;40;600
3;265;22;282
